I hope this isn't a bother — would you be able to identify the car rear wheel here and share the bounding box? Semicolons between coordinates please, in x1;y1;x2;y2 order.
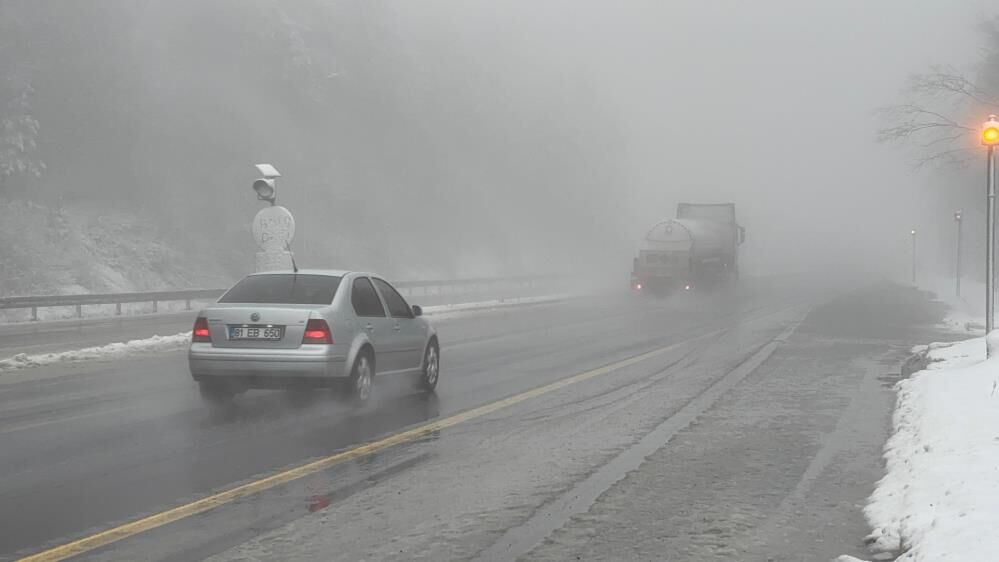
347;352;374;405
198;380;235;405
419;341;439;391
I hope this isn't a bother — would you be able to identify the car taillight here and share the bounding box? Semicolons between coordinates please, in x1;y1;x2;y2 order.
192;317;211;343
303;319;333;344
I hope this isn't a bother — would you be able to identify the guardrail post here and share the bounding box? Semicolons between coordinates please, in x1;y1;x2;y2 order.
185;299;191;310
116;303;122;316
31;306;38;321
76;304;82;318
153;301;158;313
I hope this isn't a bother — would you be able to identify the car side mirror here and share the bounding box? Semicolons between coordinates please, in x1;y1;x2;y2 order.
412;305;423;317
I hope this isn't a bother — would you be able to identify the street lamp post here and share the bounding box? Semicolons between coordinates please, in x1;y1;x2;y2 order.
982;115;999;343
910;229;917;285
955;210;963;298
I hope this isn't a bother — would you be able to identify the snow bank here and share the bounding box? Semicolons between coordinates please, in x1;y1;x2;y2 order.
863;332;999;561
0;332;191;373
0;294;573;374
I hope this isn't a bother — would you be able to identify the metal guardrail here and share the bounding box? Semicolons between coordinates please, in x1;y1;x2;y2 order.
0;289;227;320
392;275;553;297
0;275;560;321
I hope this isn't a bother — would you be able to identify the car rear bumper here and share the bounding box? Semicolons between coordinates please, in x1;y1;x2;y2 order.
189;344;349;388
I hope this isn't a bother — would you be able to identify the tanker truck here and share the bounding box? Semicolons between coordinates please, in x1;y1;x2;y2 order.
630;203;745;293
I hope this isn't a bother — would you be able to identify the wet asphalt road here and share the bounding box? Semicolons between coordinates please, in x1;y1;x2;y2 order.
0;277;946;561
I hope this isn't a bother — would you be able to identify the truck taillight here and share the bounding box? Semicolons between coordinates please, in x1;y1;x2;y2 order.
303;319;334;344
192;317;211;342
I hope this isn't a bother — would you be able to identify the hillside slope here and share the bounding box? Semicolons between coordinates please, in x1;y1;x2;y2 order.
0;198;237;298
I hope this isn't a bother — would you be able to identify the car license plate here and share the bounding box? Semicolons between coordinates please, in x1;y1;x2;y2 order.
228;325;284;340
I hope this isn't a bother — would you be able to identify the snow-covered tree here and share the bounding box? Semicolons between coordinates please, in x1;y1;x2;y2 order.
0;78;43;183
0;5;44;191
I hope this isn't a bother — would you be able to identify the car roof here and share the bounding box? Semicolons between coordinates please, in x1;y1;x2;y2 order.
245;269;395;280
247;269;353;278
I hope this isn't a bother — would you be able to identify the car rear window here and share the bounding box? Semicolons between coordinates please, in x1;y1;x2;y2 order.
219;274;342;305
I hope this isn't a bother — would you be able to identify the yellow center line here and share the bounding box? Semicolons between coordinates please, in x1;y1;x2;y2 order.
19;327;726;562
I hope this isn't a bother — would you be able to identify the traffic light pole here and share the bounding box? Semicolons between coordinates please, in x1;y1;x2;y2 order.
988;144;996;341
956;214;963;298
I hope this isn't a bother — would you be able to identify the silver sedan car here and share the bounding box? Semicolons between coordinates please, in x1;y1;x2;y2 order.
189;270;439;405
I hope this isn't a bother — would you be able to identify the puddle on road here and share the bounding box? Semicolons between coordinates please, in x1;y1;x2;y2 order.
305;451;434;513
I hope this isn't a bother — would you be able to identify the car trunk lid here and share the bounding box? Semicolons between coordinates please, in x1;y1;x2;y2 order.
202;303;323;349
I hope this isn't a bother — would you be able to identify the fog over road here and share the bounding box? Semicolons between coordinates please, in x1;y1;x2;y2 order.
0;276;947;561
2;2;996;560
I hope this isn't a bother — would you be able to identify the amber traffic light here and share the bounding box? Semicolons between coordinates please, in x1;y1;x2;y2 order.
984;115;999;146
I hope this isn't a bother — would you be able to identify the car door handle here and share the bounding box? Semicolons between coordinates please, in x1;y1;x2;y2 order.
393;323;401;332
365;323;375;332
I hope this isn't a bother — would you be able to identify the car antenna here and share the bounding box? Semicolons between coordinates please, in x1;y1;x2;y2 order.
286;241;299;273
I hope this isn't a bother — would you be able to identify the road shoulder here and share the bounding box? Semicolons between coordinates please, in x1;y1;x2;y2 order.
523;285;947;562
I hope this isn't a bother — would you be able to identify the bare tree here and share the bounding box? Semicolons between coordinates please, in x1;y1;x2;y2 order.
879;17;999;168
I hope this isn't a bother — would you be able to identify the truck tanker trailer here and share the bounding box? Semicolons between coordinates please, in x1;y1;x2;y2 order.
630;203;745;293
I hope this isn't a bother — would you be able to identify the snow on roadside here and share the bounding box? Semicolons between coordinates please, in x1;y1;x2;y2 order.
0;294;572;374
0;332;192;373
861;332;999;561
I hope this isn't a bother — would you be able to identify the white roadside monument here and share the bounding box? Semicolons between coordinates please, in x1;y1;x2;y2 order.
251;163;296;272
